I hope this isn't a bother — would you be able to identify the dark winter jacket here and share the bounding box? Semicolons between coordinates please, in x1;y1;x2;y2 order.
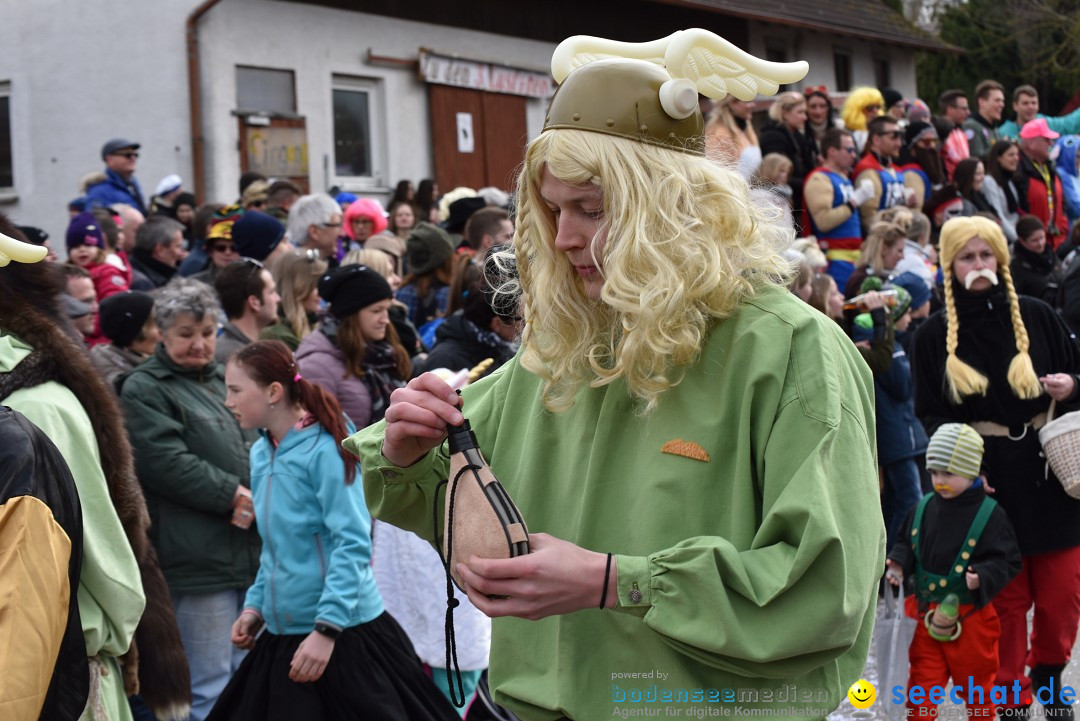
411;310;517;379
873;333;929;465
759;121;816;233
888;484;1021;608
119;345;260;594
911;280;1080;554
129;248;177;290
1010;242;1064;305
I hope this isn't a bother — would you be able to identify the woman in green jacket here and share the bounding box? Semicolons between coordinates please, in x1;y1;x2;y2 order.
120;277;260;721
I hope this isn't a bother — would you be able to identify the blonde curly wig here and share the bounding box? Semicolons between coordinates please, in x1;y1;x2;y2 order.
841;87;885;132
503;128;795;414
939;216;1042;404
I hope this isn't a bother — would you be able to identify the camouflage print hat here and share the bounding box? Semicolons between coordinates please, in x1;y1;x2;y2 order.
926;423;984;480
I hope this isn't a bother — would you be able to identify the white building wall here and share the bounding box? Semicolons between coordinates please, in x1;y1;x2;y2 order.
0;1;925;244
0;0;556;243
0;0;197;243
196;0;554;205
747;22;919;100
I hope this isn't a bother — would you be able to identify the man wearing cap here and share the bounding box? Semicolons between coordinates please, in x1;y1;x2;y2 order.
149;174;184;218
911;215;1080;718
85;139;147;215
346;29;883;720
1017;118;1069;243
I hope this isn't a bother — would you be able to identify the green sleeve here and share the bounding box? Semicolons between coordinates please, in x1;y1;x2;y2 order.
1048;108;1080;136
345;362;511;541
121;378;239;515
346;423;449;543
611;397;884;679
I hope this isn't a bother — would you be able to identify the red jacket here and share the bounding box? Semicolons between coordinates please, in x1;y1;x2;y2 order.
89;260;130;302
1017;154;1069;245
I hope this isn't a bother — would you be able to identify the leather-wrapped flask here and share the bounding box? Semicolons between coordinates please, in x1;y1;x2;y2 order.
441;418;530;591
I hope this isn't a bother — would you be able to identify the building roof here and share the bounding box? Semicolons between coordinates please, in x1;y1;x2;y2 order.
660;0;952;51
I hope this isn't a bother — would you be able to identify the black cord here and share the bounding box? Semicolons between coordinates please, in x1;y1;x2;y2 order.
434;465;483;708
600;552;613;609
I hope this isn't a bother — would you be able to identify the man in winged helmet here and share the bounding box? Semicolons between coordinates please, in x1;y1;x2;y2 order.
348;29;883;720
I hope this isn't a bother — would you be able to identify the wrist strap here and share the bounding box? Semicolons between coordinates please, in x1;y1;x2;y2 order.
600;552;613;610
314;622;341;640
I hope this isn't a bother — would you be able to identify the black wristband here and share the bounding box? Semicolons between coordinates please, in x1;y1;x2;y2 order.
600;552;613;610
314;622;341;640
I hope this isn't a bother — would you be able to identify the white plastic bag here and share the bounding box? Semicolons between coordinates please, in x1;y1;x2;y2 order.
874;581;917;720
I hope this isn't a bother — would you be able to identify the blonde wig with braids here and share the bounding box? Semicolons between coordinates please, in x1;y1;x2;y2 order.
939;215;1042;404
504;128;795;414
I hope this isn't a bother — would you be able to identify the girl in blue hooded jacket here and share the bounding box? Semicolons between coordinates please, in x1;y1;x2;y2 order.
209;340;457;721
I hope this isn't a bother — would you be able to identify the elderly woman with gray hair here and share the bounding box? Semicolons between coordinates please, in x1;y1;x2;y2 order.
119;277;260;721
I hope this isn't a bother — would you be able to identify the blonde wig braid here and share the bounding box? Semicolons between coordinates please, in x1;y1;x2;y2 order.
503;128;794;414
939;216;1042;403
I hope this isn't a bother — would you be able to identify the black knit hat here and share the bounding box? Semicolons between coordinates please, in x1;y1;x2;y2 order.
99;291;155;347
882;88;904;111
318;264;393;319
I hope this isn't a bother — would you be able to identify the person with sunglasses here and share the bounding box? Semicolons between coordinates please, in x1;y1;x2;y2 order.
804;128;875;289
854;115;917;234
841;87;886;156
85;138;148;215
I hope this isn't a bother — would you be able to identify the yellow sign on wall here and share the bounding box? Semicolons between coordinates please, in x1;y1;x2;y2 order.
246;126;308;176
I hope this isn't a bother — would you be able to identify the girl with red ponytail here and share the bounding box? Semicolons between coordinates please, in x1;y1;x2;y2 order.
211;340;457;720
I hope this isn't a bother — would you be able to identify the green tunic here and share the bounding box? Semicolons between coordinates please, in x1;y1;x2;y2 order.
346;286;884;720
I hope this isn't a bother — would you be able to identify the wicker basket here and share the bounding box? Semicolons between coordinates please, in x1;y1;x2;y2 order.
1038;399;1080;500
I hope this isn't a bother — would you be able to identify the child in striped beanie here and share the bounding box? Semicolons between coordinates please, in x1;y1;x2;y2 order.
885;422;1022;717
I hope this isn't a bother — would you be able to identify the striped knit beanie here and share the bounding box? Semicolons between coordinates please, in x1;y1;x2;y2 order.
926;423;984;480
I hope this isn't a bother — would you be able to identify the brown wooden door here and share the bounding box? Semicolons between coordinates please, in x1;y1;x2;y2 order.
428;85;527;192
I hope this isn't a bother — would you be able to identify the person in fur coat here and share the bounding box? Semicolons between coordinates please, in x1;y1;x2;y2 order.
0;219;190;721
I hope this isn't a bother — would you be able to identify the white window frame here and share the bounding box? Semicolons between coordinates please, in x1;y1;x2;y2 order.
331;75;387;192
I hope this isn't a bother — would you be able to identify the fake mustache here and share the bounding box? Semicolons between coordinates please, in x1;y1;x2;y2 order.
963;268;999;290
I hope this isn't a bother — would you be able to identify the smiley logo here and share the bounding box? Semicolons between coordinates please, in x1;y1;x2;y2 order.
847;679;876;709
